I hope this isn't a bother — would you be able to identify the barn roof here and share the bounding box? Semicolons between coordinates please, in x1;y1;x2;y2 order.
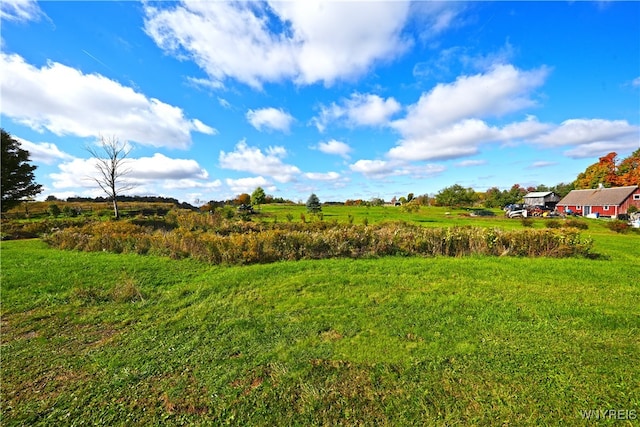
524;191;555;198
557;186;639;207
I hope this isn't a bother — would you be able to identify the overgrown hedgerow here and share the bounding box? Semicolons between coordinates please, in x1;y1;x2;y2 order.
0;218;84;240
43;218;594;264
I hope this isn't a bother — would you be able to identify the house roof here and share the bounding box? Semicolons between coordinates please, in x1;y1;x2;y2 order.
557;186;639;207
524;191;556;198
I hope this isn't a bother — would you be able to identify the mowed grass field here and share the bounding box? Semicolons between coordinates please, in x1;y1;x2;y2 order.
1;206;639;426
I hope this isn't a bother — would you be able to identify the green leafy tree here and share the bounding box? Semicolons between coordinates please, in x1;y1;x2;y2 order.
549;182;574;198
306;193;322;213
483;187;504;208
434;184;478;207
369;197;385;207
414;194;430;206
251;187;266;206
1;129;43;212
505;184;527;205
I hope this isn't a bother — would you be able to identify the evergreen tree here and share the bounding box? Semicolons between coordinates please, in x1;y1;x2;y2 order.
1;129;43;212
306;193;322;213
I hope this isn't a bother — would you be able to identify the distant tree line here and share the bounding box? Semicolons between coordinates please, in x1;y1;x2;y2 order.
51;195;198;211
2;125;637;214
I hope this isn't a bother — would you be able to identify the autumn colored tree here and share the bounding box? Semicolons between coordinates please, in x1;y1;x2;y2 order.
235;193;251;205
615;148;640;186
573;151;640;188
574;152;618;189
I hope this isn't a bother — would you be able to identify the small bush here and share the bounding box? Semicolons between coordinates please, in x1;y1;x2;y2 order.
606;220;630;234
521;218;534;227
545;220;561;229
72;286;109;304
111;274;145;303
563;219;588;230
48;204;61;217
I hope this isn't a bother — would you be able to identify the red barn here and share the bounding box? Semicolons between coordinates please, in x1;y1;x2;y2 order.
557;185;640;218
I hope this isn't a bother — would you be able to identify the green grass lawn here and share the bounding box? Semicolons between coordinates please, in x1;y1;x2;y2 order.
1;214;639;425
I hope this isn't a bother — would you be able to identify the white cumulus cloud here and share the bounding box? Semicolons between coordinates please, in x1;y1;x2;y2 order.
219;140;301;183
225;176;275;195
531;118;640;159
315;139;352;159
49;153;216;198
392;64;549;137
0;53;216;149
388;65;550;161
128;153;209;180
143;1;415;88
246;107;294;133
313;93;401;132
304;171;341;181
349;159;398;178
15;137;74;165
533;119;638;147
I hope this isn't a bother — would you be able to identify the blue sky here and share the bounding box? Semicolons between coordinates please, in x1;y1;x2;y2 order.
1;1;639;204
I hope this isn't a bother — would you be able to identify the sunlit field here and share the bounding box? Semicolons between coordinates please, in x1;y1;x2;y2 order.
1;206;638;425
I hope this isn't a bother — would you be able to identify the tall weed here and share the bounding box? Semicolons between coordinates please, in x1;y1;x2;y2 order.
45;219;594;265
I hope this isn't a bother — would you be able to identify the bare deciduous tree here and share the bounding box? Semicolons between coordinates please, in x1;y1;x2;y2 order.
87;136;134;219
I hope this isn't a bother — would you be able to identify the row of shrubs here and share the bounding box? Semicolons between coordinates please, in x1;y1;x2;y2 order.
0;218;85;240
43;220;594;265
543;218;589;230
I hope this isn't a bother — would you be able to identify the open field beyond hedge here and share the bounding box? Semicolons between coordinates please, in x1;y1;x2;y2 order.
1;205;639;426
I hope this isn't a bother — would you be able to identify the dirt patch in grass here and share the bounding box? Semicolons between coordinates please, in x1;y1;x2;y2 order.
4;366;93;405
319;328;343;342
296;359;389;423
